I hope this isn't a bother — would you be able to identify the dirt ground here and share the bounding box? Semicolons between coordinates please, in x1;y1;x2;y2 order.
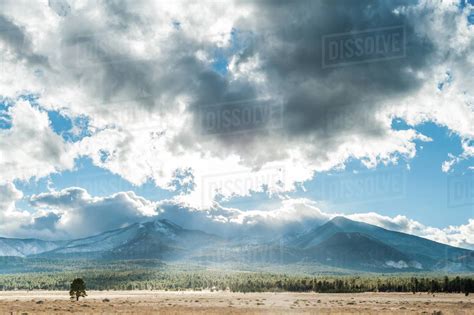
0;290;472;314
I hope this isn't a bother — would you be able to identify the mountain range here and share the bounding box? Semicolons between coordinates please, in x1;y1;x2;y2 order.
1;217;473;273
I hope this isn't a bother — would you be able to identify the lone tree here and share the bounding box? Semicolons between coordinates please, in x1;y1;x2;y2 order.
70;278;87;301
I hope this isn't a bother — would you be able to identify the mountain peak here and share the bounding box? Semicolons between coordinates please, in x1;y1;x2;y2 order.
329;216;354;225
154;218;182;231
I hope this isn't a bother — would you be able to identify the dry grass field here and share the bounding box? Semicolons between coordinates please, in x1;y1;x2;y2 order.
0;290;472;314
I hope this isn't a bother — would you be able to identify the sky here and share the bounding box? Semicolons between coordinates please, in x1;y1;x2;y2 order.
0;0;473;248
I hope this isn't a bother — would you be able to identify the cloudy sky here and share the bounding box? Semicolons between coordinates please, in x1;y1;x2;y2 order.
0;0;473;248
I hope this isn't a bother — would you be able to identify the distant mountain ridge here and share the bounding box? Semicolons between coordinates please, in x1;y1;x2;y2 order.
290;216;471;269
0;217;472;273
35;219;223;260
0;237;63;257
306;232;419;271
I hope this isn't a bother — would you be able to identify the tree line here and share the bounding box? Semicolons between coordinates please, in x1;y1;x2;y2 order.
0;269;473;294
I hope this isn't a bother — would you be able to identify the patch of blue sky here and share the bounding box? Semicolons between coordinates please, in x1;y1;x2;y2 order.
295;122;472;228
1;94;91;140
17;93;91;142
215;121;471;227
1;94;41;129
459;0;474;24
47;109;73;135
209;121;473;226
211;49;229;75
0;96;40;129
15;157;175;205
172;20;236;76
459;0;474;9
391;117;412;131
210;28;254;76
0;99;13;129
468;13;474;24
18;93;41;107
47;109;91;142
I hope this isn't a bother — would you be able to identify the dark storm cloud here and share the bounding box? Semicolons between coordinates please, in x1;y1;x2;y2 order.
50;0;436;170
57;15;234;113
54;1;431;141
0;14;49;67
0;0;443;189
100;0;436;168
30;187;89;208
57;4;271;159
230;0;434;140
48;0;71;17
102;0;152;31
24;212;60;232
129;0;437;169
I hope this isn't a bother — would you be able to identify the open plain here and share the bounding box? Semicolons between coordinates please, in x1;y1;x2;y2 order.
0;291;472;314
